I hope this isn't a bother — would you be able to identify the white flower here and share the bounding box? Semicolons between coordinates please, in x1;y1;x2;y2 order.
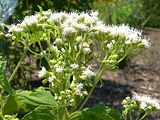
70;63;79;69
56;67;63;73
54;38;62;45
106;24;143;42
82;47;91;54
70;99;74;103
81;42;91;54
48;75;56;83
82;42;90;48
76;36;82;42
75;89;83;97
48;12;68;23
83;67;96;77
42;11;52;16
107;42;113;48
90;11;99;18
9;24;23;33
40;50;46;56
62;26;76;35
21;15;39;28
132;92;160;109
92;22;107;33
48;13;61;23
72;22;89;31
77;83;83;90
38;67;47;78
141;39;151;48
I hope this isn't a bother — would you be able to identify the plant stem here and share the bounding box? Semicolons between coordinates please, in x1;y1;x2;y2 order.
38;41;49;62
79;64;104;110
8;49;27;83
129;110;133;120
25;45;40;56
139;112;148;120
136;108;141;120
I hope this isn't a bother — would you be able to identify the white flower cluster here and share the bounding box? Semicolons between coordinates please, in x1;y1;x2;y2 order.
47;11;101;36
9;15;40;33
132;92;160;110
82;66;96;78
8;10;151;108
70;63;79;69
21;15;39;28
75;83;83;97
8;10;150;49
106;25;150;48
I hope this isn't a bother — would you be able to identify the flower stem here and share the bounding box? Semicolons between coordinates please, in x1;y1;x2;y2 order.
136;108;141;120
8;49;27;83
129;110;133;120
138;112;148;120
79;64;104;110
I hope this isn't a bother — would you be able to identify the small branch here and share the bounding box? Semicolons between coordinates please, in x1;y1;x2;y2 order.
8;49;27;83
79;64;104;110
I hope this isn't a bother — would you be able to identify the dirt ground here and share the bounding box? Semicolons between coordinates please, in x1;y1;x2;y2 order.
86;28;160;120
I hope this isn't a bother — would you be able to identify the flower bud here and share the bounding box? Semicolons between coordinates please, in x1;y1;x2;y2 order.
54;38;62;45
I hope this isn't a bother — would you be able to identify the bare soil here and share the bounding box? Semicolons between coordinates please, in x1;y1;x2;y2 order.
86;28;160;120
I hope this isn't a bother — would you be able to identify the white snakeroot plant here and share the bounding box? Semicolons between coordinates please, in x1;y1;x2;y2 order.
7;10;153;120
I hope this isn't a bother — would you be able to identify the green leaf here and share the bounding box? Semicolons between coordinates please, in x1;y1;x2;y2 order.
37;5;43;16
21;106;54;120
69;104;123;120
2;94;18;115
16;88;58;109
88;104;123;120
3;88;58;115
0;56;13;93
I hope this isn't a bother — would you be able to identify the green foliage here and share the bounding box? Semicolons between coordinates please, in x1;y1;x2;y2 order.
3;88;58;117
93;0;160;28
21;106;54;120
9;0;94;23
93;0;144;28
69;104;123;120
0;56;13;93
140;0;160;28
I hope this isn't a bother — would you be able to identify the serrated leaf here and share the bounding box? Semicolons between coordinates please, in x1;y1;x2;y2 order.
16;88;58;109
69;104;123;120
88;104;123;120
21;106;54;120
2;94;18;115
0;56;13;93
3;88;58;116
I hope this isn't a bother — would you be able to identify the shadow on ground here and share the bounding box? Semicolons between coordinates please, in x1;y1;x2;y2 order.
86;80;133;110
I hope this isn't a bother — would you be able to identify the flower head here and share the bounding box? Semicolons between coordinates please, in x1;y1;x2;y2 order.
54;38;63;45
62;26;76;35
132;92;160;109
9;24;23;33
38;67;47;78
48;75;56;83
70;63;79;69
56;67;63;73
82;67;96;77
21;15;39;28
